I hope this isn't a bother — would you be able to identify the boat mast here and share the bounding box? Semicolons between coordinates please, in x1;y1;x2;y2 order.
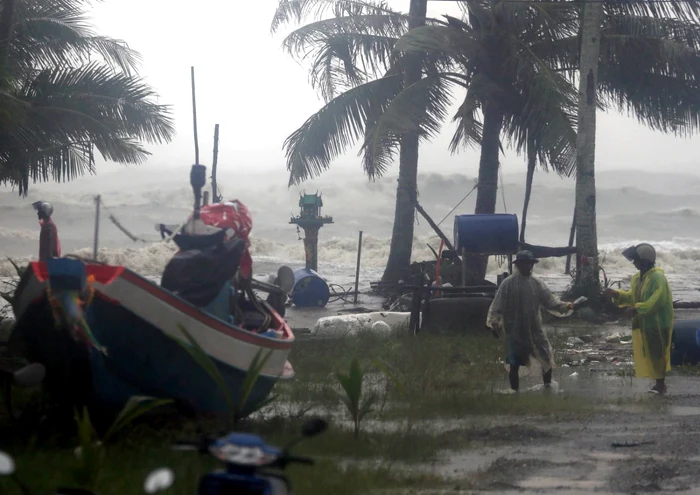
190;66;206;220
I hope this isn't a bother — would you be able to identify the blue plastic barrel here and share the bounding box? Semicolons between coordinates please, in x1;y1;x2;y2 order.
671;319;700;366
291;268;330;308
453;214;519;255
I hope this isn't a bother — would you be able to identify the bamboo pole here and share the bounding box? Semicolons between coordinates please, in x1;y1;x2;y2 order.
565;207;577;274
93;195;101;261
191;66;200;166
353;231;363;304
212;124;220;203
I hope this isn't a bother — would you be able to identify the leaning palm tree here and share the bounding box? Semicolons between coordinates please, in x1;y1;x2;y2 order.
274;0;579;282
0;0;174;195
272;0;443;283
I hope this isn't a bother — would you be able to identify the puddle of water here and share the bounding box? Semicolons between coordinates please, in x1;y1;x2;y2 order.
669;405;700;416
518;476;606;490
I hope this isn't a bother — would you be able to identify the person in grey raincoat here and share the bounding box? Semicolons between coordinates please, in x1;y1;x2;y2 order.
487;250;574;391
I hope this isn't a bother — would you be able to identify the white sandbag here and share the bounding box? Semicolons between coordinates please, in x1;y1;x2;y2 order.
311;312;416;337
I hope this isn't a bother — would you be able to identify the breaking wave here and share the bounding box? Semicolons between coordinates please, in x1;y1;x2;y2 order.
2;234;700;280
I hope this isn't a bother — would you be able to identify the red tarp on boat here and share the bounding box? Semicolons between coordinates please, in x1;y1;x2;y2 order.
197;200;254;279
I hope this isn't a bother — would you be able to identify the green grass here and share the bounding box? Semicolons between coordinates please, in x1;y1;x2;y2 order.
277;332;598;420
0;331;611;495
0;418;448;495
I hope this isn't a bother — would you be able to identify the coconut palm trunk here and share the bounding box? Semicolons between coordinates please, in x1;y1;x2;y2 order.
0;0;17;70
380;0;427;284
572;0;604;298
520;139;537;243
466;102;504;282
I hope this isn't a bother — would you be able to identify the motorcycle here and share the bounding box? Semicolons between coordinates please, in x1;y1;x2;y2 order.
171;416;328;495
0;417;328;495
0;449;173;495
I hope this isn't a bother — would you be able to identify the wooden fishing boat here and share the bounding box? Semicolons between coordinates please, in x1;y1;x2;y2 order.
10;254;294;417
8;69;296;418
9;160;295;417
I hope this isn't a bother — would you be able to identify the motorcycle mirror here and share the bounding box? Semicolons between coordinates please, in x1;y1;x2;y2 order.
13;363;46;388
144;468;174;493
0;450;15;475
276;266;295;295
301;417;328;438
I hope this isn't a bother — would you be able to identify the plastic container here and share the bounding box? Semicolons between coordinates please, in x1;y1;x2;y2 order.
671;319;700;366
453;214;519;255
291;268;330;308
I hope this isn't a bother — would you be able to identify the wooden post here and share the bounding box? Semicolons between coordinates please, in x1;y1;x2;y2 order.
212;124;220;203
353;231;363;304
93;195;101;261
191;66;200;165
565;207;577;274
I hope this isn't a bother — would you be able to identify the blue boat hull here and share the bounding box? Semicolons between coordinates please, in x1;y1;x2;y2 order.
85;297;277;416
12;260;295;418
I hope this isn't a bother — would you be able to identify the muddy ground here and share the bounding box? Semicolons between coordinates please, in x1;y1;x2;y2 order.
426;381;700;495
422;312;700;495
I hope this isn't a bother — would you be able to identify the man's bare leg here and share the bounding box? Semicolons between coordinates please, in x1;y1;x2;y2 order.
509;365;520;391
543;368;553;388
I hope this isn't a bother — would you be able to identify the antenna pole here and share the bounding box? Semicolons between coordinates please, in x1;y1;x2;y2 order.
212;124;220;203
191;66;200;165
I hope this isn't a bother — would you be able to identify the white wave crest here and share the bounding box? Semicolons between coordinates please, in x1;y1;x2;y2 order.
2;235;700;280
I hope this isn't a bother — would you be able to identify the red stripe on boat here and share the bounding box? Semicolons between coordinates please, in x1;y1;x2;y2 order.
29;261;293;350
32;262;125;285
120;270;292;350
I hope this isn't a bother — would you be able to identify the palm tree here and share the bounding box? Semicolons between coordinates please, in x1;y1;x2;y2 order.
371;0;700;284
272;0;577;283
0;0;174;195
272;0;438;283
549;0;700;297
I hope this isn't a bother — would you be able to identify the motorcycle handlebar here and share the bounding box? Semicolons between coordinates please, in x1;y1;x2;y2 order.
171;443;316;467
171;441;209;454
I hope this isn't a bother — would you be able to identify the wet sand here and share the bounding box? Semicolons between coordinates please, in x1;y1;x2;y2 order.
391;311;700;494
424;377;700;494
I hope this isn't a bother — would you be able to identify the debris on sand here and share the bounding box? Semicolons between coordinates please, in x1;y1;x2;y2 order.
567;336;585;347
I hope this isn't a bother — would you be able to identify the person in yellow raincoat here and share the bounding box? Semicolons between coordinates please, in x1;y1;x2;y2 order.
605;243;673;394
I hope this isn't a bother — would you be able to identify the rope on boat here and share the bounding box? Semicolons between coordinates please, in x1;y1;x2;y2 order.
436;181;478;228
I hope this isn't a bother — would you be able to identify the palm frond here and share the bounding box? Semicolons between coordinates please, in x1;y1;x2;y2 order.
394;24;476;65
599;65;700;135
279;12;447;101
361;73;455;178
501;44;579;176
0;62;174;195
598;14;700;135
604;0;700;25
449;81;483;153
301;31;400;100
283;74;403;185
10;0;141;75
271;0;397;34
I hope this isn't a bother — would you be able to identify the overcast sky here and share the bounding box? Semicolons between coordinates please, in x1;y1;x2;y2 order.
22;0;700;183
